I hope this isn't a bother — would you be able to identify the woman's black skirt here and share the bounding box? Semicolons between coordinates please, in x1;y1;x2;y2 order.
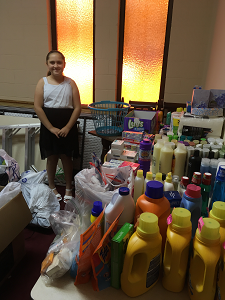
39;107;79;159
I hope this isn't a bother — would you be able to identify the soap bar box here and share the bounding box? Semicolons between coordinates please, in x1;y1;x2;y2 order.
111;223;134;289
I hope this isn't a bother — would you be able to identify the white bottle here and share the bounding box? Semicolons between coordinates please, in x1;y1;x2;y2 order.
133;169;144;204
155;172;163;184
144;171;153;193
172;143;187;180
104;187;135;233
164;172;174;191
159;142;173;175
152;139;164;175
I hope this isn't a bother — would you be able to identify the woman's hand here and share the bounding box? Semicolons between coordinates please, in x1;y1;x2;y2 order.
58;126;70;137
50;127;60;138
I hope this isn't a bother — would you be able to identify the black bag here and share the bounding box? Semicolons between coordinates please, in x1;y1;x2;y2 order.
0;173;9;186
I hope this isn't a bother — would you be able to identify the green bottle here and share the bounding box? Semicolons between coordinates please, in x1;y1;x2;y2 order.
201;173;211;217
166;112;171;125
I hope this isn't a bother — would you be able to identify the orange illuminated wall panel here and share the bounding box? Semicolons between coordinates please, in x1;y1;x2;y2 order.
55;0;93;105
122;0;169;103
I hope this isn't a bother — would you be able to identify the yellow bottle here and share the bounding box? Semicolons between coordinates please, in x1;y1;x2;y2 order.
162;207;192;292
216;246;225;300
188;218;221;300
209;201;225;252
121;212;162;297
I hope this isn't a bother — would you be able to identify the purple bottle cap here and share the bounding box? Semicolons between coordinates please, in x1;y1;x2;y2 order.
145;181;163;199
92;201;103;217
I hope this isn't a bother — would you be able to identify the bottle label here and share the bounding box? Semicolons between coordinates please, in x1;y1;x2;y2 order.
139;149;151;161
167;214;172;225
198;217;204;233
146;253;160;288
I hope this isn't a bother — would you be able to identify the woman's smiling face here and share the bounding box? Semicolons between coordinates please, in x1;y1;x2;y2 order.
46;52;65;76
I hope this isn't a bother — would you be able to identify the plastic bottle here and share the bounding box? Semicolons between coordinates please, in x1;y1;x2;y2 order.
152;139;164;175
90;201;103;223
219;145;225;158
164;172;174;191
159;142;173;175
144;172;153;193
185;146;195;175
171;108;183;135
216;246;225;300
209;159;219;197
180;184;202;238
138;139;152;178
191;172;201;186
200;158;210;178
162;207;192;292
121;212;162;297
200;173;211;217
178;176;189;198
209;201;225;251
188;218;221;300
134;181;170;251
104;187;135;233
172;143;187;180
172;175;179;191
209;166;225;210
166;111;171;125
187;149;202;183
133;169;144;204
155;172;163;184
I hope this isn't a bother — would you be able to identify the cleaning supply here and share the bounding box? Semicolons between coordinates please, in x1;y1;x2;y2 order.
188;218;221;300
135;181;170;251
172;142;187;180
187;149;202;182
159;142;173;175
133;169;144;203
144;171;153;193
164;172;174;191
191;172;201;186
209;165;225;210
178;176;189;198
155;172;163;184
209;159;219;197
172;175;179;191
162;207;192;292
185;146;195;175
209;201;225;250
104;187;135;233
121;212;162;297
166;111;171;125
171;108;183;135
200;158;210;177
152;139;164;175
200;173;211;217
138;139;152;178
216;245;225;300
90;201;103;223
180;184;202;237
111;223;134;289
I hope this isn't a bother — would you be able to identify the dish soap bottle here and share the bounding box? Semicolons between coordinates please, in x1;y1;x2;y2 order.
164;172;174;191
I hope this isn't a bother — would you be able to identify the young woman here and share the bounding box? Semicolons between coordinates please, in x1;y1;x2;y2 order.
34;50;81;202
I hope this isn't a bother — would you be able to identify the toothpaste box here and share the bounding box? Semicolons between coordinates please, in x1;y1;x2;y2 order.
111;223;134;289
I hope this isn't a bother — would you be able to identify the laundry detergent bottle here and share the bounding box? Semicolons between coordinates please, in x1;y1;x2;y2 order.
134;181;170;252
121;212;162;297
209;201;225;251
188;218;221;300
162;207;192;292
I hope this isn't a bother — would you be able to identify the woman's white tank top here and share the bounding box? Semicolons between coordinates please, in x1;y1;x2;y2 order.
43;76;73;109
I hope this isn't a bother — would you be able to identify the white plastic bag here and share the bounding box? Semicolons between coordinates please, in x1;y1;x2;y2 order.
0;182;21;209
0;149;20;182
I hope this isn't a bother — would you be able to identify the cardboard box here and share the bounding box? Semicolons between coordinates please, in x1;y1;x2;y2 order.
0;186;32;284
124;110;156;133
106;149;138;163
111;223;134;289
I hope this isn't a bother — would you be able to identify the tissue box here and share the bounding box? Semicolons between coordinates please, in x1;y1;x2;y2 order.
191;89;210;108
209;89;225;108
191;107;223;117
124;110;156;133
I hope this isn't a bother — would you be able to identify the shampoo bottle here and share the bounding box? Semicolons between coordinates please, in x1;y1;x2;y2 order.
164;172;174;191
133;169;144;204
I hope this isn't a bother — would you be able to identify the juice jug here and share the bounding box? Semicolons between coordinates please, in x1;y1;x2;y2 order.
209;201;225;251
172;142;187;180
152;139;164;175
216;245;225;300
188;218;221;300
121;212;162;297
162;207;192;292
135;181;170;251
159;142;173;175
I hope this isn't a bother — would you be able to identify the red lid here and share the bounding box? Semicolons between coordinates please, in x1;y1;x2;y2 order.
181;176;189;187
191;172;201;185
185;184;201;198
202;172;212;185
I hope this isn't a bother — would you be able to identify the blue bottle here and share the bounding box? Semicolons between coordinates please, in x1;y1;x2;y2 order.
209;166;225;210
180;184;202;237
200;158;210;178
209;159;219;197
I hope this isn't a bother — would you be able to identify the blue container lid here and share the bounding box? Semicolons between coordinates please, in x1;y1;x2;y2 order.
216;166;225;182
91;201;103;217
119;187;130;196
145;181;164;199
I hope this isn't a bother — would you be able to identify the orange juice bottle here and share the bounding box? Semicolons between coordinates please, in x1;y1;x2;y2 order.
162;207;192;292
209;201;225;252
121;212;162;297
134;180;170;252
188;218;221;300
216;245;225;300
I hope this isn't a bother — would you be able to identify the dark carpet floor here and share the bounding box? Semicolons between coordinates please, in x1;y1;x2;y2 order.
0;186;70;300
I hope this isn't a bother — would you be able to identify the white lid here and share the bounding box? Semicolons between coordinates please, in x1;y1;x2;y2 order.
164;142;172;148
210;159;219;167
201;158;210;166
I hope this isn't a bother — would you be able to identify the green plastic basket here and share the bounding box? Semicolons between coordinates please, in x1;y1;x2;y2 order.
88;101;130;136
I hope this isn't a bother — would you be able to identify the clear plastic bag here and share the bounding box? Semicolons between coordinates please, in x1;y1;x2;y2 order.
0;149;20;182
